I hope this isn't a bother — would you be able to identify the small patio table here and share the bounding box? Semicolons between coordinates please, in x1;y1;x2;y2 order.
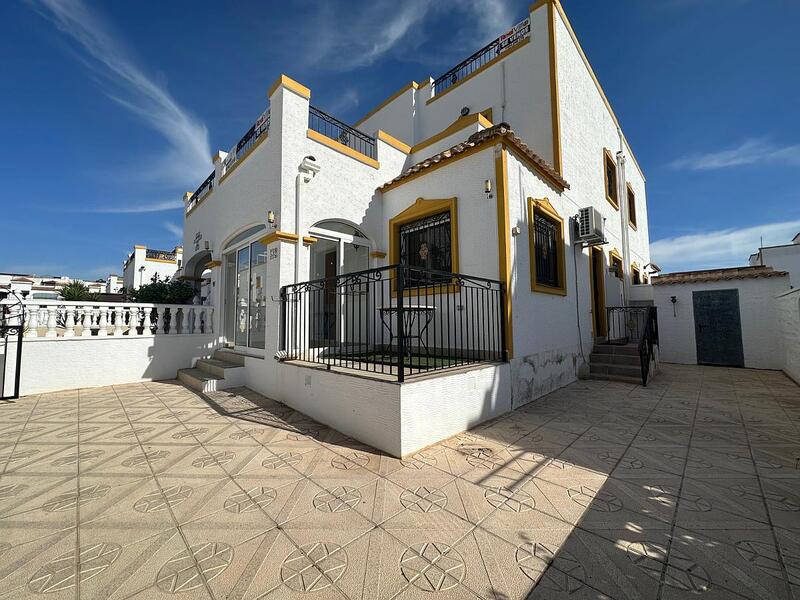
378;305;436;365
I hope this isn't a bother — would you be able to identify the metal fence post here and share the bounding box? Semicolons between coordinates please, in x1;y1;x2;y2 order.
499;282;508;363
396;266;406;382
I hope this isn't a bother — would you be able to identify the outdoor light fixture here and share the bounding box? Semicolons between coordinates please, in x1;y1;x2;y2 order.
204;241;210;251
484;179;493;199
267;210;277;228
670;295;677;317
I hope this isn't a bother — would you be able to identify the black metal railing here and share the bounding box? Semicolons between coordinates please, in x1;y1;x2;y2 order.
145;249;177;261
232;109;270;162
280;264;507;382
186;171;215;212
1;297;25;400
638;306;659;386
606;306;650;345
309;106;377;160
432;17;530;96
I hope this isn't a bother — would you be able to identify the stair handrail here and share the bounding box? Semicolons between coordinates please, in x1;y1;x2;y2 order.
638;306;659;386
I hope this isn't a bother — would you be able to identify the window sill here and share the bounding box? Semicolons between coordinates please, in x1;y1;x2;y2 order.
628;221;638;230
606;195;619;210
532;282;567;296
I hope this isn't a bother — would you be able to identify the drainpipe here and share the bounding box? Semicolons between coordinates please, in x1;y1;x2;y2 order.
617;127;631;306
294;156;320;284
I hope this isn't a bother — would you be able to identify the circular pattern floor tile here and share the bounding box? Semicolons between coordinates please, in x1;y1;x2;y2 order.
28;542;121;594
485;486;535;512
314;486;361;512
400;542;465;591
156;542;233;593
400;486;447;513
281;542;347;592
224;487;276;513
134;485;193;513
515;542;584;593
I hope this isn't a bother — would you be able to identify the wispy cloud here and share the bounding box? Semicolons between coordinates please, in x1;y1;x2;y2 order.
457;0;515;44
162;221;183;240
31;0;211;187
67;199;183;214
651;219;800;272
669;138;800;171
322;88;360;116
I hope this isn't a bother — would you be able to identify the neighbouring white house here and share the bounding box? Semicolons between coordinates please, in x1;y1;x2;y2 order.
3;0;663;455
106;274;123;294
0;273;106;299
748;232;800;287
122;244;183;290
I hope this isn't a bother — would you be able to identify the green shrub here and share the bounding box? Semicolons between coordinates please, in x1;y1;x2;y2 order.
61;281;98;301
128;275;195;304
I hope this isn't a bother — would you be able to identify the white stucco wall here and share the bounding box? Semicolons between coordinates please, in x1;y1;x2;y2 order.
2;335;215;396
652;276;790;369
776;288;800;384
751;245;800;287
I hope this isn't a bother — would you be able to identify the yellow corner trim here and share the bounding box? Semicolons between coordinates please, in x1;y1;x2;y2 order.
411;112;493;155
377;130;411;154
302;236;318;245
369;251;387;259
145;257;177;264
205;260;222;268
182;192;193;203
307;129;380;169
547;0;563;175
355;81;419;127
426;38;530;106
260;231;299;245
528;197;567;296
495;148;514;357
134;245;146;250
219;133;269;185
267;74;311;100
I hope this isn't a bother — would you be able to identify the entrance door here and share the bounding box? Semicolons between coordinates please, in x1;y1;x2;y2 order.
589;247;607;337
222;236;269;352
693;289;744;367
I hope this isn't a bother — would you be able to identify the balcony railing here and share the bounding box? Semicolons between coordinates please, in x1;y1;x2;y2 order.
145;249;177;261
186;171;215;213
280;264;506;382
309;106;377;160
432;17;530;96
222;108;270;175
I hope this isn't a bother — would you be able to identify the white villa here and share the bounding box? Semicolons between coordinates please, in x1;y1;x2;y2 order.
122;244;184;291
748;232;800;286
2;0;661;455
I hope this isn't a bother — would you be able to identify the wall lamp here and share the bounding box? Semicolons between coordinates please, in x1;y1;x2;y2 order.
267;210;277;229
484;179;493;199
670;295;677;317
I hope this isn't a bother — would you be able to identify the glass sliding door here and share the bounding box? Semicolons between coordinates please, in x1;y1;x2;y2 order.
248;241;268;349
223;252;237;345
234;246;250;347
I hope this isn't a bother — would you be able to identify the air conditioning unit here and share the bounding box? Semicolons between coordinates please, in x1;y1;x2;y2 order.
575;207;605;245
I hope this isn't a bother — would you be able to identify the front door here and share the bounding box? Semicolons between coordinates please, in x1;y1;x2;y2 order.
693;289;744;367
589;247;607;337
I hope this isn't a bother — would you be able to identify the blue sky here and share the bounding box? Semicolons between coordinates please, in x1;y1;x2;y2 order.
1;0;798;279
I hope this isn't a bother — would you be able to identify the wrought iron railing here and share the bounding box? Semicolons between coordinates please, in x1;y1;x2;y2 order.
186;171;215;213
432;17;530;96
145;249;177;261
308;106;377;160
638;306;659;386
606;306;659;385
280;264;507;382
222;108;270;175
1;295;25;400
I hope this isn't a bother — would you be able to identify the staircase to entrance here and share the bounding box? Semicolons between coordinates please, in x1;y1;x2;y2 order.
178;349;246;392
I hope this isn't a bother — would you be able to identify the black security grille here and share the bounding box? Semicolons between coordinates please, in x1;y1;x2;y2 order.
309;106;377;160
399;212;452;287
534;213;559;287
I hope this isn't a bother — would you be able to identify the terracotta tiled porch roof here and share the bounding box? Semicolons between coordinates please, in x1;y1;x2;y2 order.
652;265;788;285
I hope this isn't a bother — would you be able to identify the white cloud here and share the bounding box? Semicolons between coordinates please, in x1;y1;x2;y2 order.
71;199;183;214
162;221;183;240
322;88;360;116
669;138;800;171
457;0;515;44
651;219;800;273
32;0;211;187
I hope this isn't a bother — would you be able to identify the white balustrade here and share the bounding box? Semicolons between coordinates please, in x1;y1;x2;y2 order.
2;300;214;340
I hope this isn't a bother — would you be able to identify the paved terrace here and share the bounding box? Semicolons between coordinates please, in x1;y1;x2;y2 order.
1;364;799;599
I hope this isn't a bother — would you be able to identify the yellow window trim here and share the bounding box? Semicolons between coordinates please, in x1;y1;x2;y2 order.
626;182;637;230
267;74;311;100
495;148;514;358
426;38;531;105
609;248;623;279
307;129;380;169
631;262;641;285
218;132;269;185
376;130;411;154
388;197;459;297
354;81;419;127
411;112;493;155
528;198;567;296
603;148;619;210
259;231;299;245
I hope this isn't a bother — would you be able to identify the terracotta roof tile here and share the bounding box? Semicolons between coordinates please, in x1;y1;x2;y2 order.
652;265;788;285
379;123;569;192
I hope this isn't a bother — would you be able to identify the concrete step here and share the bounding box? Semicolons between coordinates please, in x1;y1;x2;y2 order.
589;372;642;385
177;368;225;393
213;349;246;366
590;363;642;378
196;358;243;379
592;343;639;357
589;352;640;367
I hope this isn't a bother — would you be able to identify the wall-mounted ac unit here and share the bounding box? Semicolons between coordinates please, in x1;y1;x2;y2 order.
575;207;605;245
